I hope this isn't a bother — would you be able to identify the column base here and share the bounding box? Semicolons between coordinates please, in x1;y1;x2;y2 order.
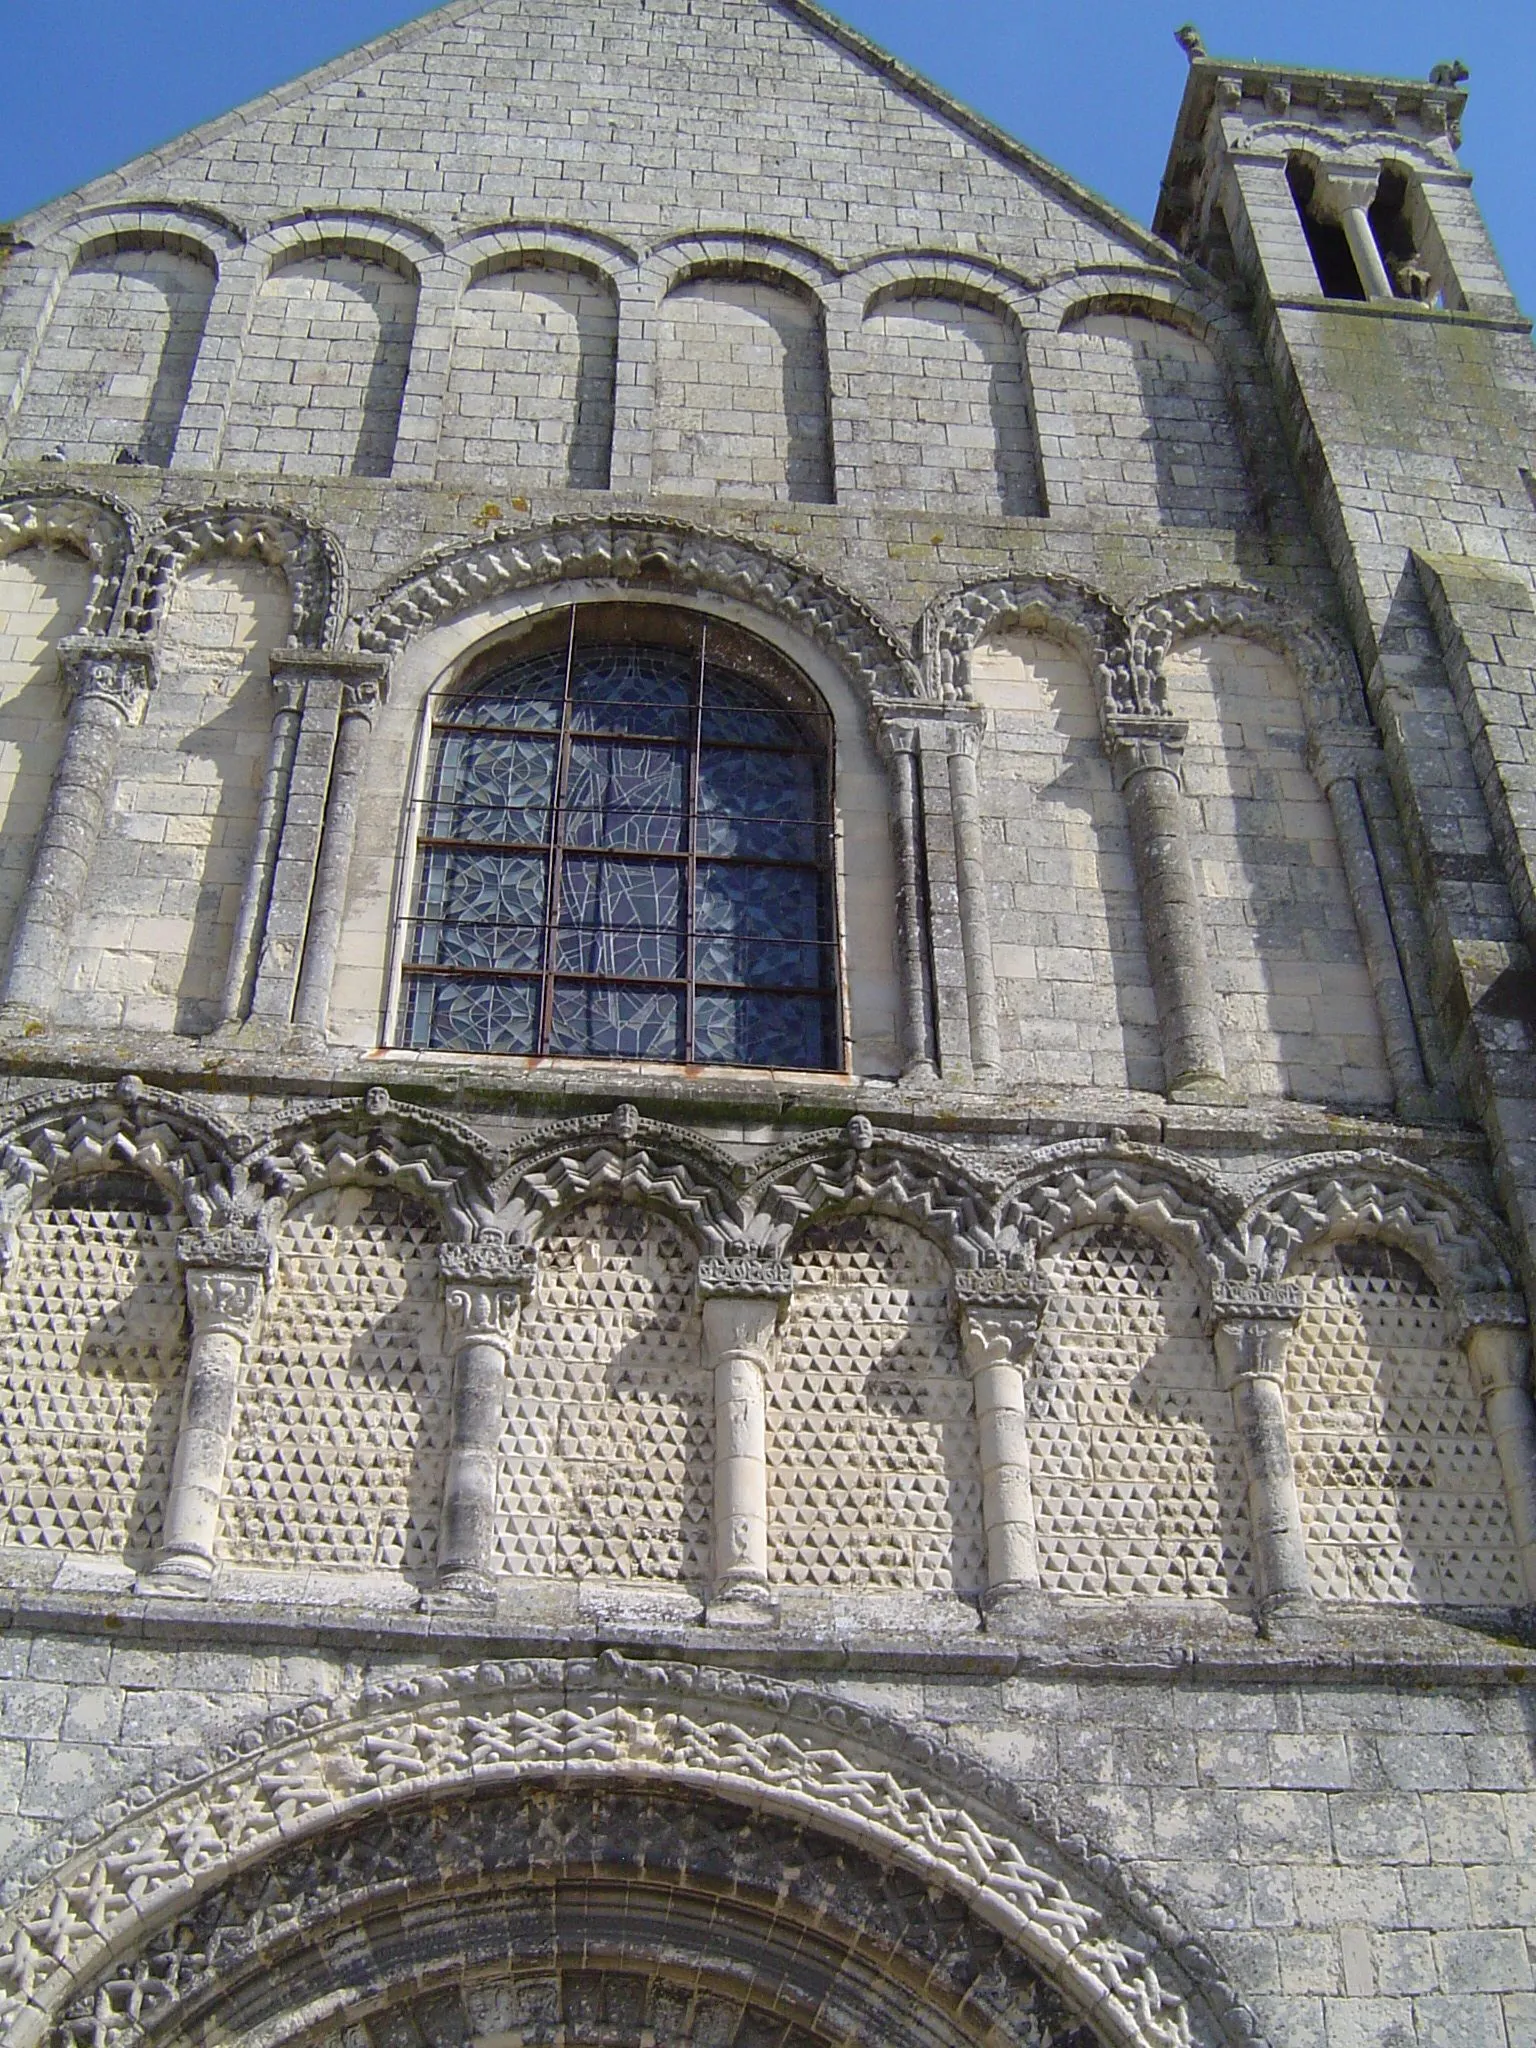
1257;1590;1321;1641
421;1568;498;1612
1167;1070;1240;1106
137;1552;215;1598
981;1584;1057;1636
706;1580;779;1628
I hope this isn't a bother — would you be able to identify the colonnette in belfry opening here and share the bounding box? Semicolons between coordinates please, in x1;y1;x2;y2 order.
0;6;1530;2047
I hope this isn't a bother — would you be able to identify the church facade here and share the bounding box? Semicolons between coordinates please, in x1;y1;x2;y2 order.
0;6;1534;2044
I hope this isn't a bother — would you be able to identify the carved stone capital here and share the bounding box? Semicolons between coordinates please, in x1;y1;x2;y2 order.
439;1238;539;1292
957;1271;1047;1374
1310;166;1384;222
955;1267;1047;1313
697;1255;794;1302
59;636;157;724
1454;1290;1530;1338
440;1238;537;1345
1209;1280;1305;1326
1307;728;1383;794
1104;714;1189;788
874;707;964;759
178;1226;270;1272
184;1265;265;1343
267;649;389;718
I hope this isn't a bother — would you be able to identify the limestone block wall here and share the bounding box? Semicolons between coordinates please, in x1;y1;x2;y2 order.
60;558;291;1036
972;630;1162;1093
220;251;419;478
0;546;92;970
439;262;618;489
8;244;215;467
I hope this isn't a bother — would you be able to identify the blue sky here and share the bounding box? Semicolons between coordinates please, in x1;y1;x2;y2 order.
0;1;1529;311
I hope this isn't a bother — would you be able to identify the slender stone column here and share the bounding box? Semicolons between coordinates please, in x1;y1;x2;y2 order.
147;1227;270;1593
292;663;388;1037
946;716;1002;1075
435;1238;539;1603
1;636;156;1017
1209;1281;1314;1623
956;1267;1047;1626
1457;1292;1536;1604
216;667;305;1029
698;1254;793;1625
878;716;938;1083
1107;715;1230;1101
1309;735;1429;1107
1314;167;1396;302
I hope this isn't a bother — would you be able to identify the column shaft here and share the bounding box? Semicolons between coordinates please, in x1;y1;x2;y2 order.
293;683;378;1034
1112;722;1228;1097
217;682;303;1028
436;1241;536;1601
958;1276;1046;1619
888;736;938;1081
152;1233;268;1591
1342;205;1396;301
1213;1296;1313;1617
699;1259;790;1623
1462;1316;1536;1603
3;640;154;1015
947;738;1001;1074
1317;764;1427;1103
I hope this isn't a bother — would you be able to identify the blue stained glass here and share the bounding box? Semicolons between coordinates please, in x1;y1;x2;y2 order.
571;648;691;738
412;849;547;971
401;975;539;1054
694;991;830;1069
443;649;566;730
695;864;824;987
409;627;839;1071
559;858;684;979
550;983;684;1061
565;740;685;852
701;670;806;747
429;734;556;844
697;748;821;861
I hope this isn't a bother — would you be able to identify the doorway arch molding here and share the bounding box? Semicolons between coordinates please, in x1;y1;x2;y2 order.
0;1653;1260;2048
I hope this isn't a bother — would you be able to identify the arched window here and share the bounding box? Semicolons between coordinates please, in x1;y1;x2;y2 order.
398;606;840;1069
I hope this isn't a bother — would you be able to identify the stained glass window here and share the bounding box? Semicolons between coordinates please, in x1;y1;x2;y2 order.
398;608;840;1069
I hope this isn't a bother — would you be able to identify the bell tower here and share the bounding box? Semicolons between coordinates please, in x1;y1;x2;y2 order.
1159;32;1536;1259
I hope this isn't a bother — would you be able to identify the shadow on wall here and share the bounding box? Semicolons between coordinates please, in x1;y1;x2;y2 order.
1049;308;1257;530
222;250;419;479
443;261;618;490
655;272;833;504
860;289;1043;516
1165;634;1394;1109
12;241;216;465
0;547;94;971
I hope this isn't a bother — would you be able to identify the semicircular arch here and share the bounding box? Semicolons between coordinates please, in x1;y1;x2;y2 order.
0;1655;1252;2048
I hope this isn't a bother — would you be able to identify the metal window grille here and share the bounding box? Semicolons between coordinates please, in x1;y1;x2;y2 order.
397;606;841;1069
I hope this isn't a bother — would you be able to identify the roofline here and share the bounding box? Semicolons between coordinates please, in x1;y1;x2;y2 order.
775;0;1182;268
11;0;1188;276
